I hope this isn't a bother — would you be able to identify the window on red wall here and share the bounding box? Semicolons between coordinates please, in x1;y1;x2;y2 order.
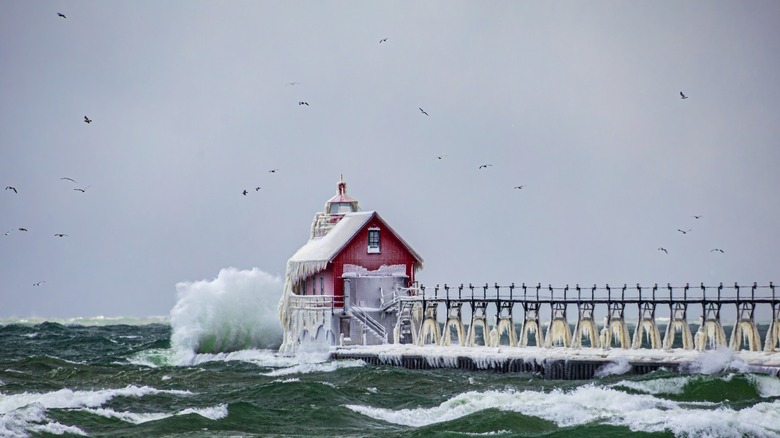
368;228;380;253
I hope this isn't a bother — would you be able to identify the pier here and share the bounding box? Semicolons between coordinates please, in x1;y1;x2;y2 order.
324;281;780;378
385;282;780;352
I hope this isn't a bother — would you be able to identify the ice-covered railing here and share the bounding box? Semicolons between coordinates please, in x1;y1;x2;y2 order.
288;293;345;311
310;213;345;238
351;306;388;343
379;285;420;311
414;282;777;303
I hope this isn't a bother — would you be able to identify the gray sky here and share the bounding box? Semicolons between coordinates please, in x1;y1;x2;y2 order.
2;1;779;319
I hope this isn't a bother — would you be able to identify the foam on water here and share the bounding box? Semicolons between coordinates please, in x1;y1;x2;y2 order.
612;376;692;395
345;384;780;437
83;403;228;424
687;347;750;374
264;358;366;377
594;357;631;378
747;374;780;398
170;267;284;360
0;385;191;414
0;385;191;437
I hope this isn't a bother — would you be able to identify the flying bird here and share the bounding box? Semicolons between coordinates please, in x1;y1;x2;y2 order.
693;215;702;219
658;247;668;254
73;186;90;192
255;187;261;191
298;101;309;106
18;228;28;232
680;92;688;99
436;155;447;160
57;13;66;18
268;169;278;173
83;116;92;123
287;82;299;86
478;164;493;169
418;107;429;116
242;190;248;196
677;228;691;234
379;38;388;43
3;230;11;236
514;185;525;190
5;186;17;193
54;233;68;237
711;248;725;253
33;281;46;286
60;177;77;183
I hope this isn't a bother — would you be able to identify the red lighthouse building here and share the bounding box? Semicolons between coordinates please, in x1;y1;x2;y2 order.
278;178;423;350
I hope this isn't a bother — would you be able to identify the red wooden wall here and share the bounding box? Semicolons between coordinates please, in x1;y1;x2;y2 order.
331;215;418;298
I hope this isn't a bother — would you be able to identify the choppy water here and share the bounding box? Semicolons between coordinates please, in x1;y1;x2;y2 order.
2;321;780;437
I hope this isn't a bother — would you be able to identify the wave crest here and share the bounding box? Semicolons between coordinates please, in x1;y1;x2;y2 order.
170;267;284;357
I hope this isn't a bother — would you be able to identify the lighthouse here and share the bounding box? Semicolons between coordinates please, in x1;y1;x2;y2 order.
278;177;423;352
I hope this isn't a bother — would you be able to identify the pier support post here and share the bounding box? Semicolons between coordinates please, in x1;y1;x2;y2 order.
632;302;661;349
571;303;600;348
544;302;571;347
695;303;727;351
764;303;780;352
393;301;419;344
417;301;440;346
440;302;465;346
729;303;762;351
519;302;542;347
467;302;490;347
493;301;517;347
663;303;693;350
601;303;630;349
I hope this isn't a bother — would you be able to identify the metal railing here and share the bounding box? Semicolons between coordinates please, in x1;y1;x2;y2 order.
414;282;777;304
351;306;387;343
289;293;344;312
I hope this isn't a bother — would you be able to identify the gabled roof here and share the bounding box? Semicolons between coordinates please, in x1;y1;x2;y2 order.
285;211;423;286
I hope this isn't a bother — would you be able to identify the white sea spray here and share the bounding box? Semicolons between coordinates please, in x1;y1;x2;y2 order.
170;267;284;362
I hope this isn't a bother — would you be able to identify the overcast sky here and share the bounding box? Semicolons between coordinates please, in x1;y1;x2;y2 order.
2;1;779;319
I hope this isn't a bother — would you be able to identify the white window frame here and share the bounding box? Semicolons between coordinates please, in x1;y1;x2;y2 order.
367;227;381;253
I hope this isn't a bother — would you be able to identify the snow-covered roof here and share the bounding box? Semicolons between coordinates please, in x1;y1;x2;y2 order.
286;211;423;286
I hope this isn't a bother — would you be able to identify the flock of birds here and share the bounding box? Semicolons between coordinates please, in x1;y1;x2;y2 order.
4;177;88;243
2;10;96;286
4;13;725;289
656;214;726;255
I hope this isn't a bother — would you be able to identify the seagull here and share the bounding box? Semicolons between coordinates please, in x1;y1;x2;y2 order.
73;186;90;192
418;107;429;116
298;101;309;106
57;13;66;18
514;185;525;189
478;164;493;169
60;177;77;183
711;248;725;253
658;247;668;254
436;155;447;160
680;92;688;99
242;190;248;196
287;82;299;86
18;228;28;232
693;215;702;219
54;233;68;237
268;169;278;173
379;38;388;43
677;228;691;234
5;186;17;193
3;230;11;236
33;281;46;286
84;116;92;123
255;187;261;191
